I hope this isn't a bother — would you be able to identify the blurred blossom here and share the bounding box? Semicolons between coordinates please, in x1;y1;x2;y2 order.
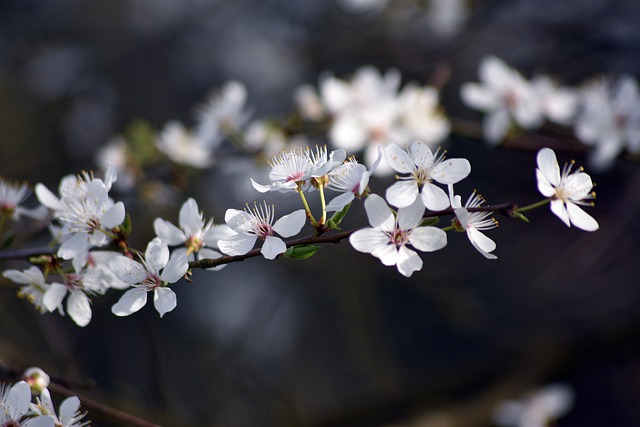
338;0;390;13
22;367;50;395
243;120;287;156
493;383;574;427
2;266;53;313
426;0;470;38
531;75;579;125
95;136;138;192
156;121;215;168
0;178;47;221
574;76;640;171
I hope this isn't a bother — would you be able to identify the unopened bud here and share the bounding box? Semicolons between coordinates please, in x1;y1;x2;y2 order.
22;366;50;395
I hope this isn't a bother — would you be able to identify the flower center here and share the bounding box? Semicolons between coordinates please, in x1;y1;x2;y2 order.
186;235;204;255
412;168;431;186
388;227;410;248
143;273;162;290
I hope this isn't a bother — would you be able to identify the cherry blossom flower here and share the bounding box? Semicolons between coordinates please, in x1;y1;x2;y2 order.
32;388;88;427
384;140;471;210
574;76;640;171
461;56;542;144
218;202;306;260
0;178;47;221
449;185;498;259
0;381;53;427
536;148;598;232
22;367;50;395
95;136;137;191
326;146;382;212
110;237;188;317
531;75;578;125
2;266;56;313
493;383;574;427
156;121;215;168
349;194;447;277
154;198;233;272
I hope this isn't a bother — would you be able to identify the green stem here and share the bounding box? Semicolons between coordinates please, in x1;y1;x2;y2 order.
318;183;327;226
516;198;551;213
297;185;317;227
441;225;456;232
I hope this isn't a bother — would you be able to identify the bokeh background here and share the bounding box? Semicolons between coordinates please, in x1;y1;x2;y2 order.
2;0;640;426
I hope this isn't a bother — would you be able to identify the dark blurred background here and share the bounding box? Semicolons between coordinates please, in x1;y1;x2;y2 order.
1;0;640;426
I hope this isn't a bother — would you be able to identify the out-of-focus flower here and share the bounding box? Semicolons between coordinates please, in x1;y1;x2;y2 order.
218;202;306;260
337;0;390;13
574;76;640;171
110;237;188;317
461;56;542;144
0;381;54;427
2;266;55;313
242;120;287;156
326;146;382;212
33;388;88;427
536;148;598;231
349;194;447;277
154;198;232;272
448;185;498;259
493;383;574;427
95;136;137;191
384;140;471;210
22;367;50;395
156;121;215;168
0;178;47;221
531;75;579;125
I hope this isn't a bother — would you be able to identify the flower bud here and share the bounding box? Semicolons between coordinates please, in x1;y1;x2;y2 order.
22;366;50;395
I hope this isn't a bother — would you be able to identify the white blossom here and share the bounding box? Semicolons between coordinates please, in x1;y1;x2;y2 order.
449;185;498;259
531;75;579;125
349;194;447;277
32;388;88;427
3;266;55;313
536;148;598;231
326;146;382;212
218;202;306;260
384;140;471;210
110;237;188;317
0;178;47;221
0;381;54;427
156;121;215;168
493;383;574;427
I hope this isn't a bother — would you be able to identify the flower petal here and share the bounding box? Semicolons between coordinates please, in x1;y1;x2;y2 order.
43;283;67;312
566;201;599;232
145;237;170;273
59;396;81;425
396;200;425;230
111;288;148;316
326;191;355;212
432;158;471;184
536;169;556;198
364;194;395;232
160;251;188;283
349;228;389;254
483;109;511;144
467;227;498;259
154;287;177;317
153;218;186;245
101;201;125;228
420;183;450;211
395;246;423;277
385;180;419;208
536;148;561;186
384;142;415;174
550;199;571;227
409;140;434;170
6;381;31;420
179;198;203;237
409;226;447;252
218;233;257;256
67;290;92;327
272;209;306;238
261;235;287;260
109;255;147;285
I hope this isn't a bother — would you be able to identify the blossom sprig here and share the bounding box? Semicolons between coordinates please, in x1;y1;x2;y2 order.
448;185;499;259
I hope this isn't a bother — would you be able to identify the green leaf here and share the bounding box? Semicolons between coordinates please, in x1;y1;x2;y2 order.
120;213;133;236
511;211;529;223
1;232;15;249
419;216;439;227
283;244;320;260
328;203;351;228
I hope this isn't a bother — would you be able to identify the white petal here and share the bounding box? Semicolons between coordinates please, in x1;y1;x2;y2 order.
67;291;92;327
460;83;500;111
329;114;367;151
203;224;235;247
34;183;63;211
101;201;125;228
218;233;257;256
384;142;415;174
372;243;400;266
153;218;186;245
483;109;511;144
179;198;203;237
59;396;81;425
111;288;148;316
6;381;31;420
58;233;89;260
565;172;594;201
272;209;307;238
409;226;447;252
386;180;419;208
364;194;395;232
261;235;287;260
3;269;31;284
395;246;423;277
160;251;188;283
536;148;561;186
467;228;498;259
43;283;67;312
23;416;55;427
349;228;390;254
250;178;275;193
153;287;177;317
566;202;599;231
145;237;170;273
550;199;571;227
409;141;434;170
536;169;556;198
432;158;471;184
396;200;425;230
224;209;253;232
420;183;450;211
326;191;355;212
109;256;147;284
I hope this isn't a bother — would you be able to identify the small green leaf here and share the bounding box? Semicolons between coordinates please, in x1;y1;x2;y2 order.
283;244;320;260
329;203;351;227
511;211;529;223
120;213;133;236
420;217;439;227
1;232;15;249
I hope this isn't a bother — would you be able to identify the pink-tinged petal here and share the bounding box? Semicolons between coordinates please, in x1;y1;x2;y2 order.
59;396;81;425
364;194;395;232
326;191;355;212
536;169;556;198
111;288;147;316
420;183;450;211
483;109;511;144
467;228;497;259
536;148;561;186
34;183;64;211
153;218;186;246
160;251;188;283
397;200;425;230
432;158;471;184
145;237;169;273
67;290;92;327
272;209;306;238
409;141;434;170
409;226;447;252
101;201;125;229
179;198;203;237
218;233;257;256
43;283;67;312
58;233;89;260
109;255;147;284
460;83;500;111
386;180;419;209
6;381;31;420
565;172;594;201
154;287;177;317
261;236;287;260
566;202;599;232
384;142;415;174
395;246;423;277
349;228;390;255
550;199;571;227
